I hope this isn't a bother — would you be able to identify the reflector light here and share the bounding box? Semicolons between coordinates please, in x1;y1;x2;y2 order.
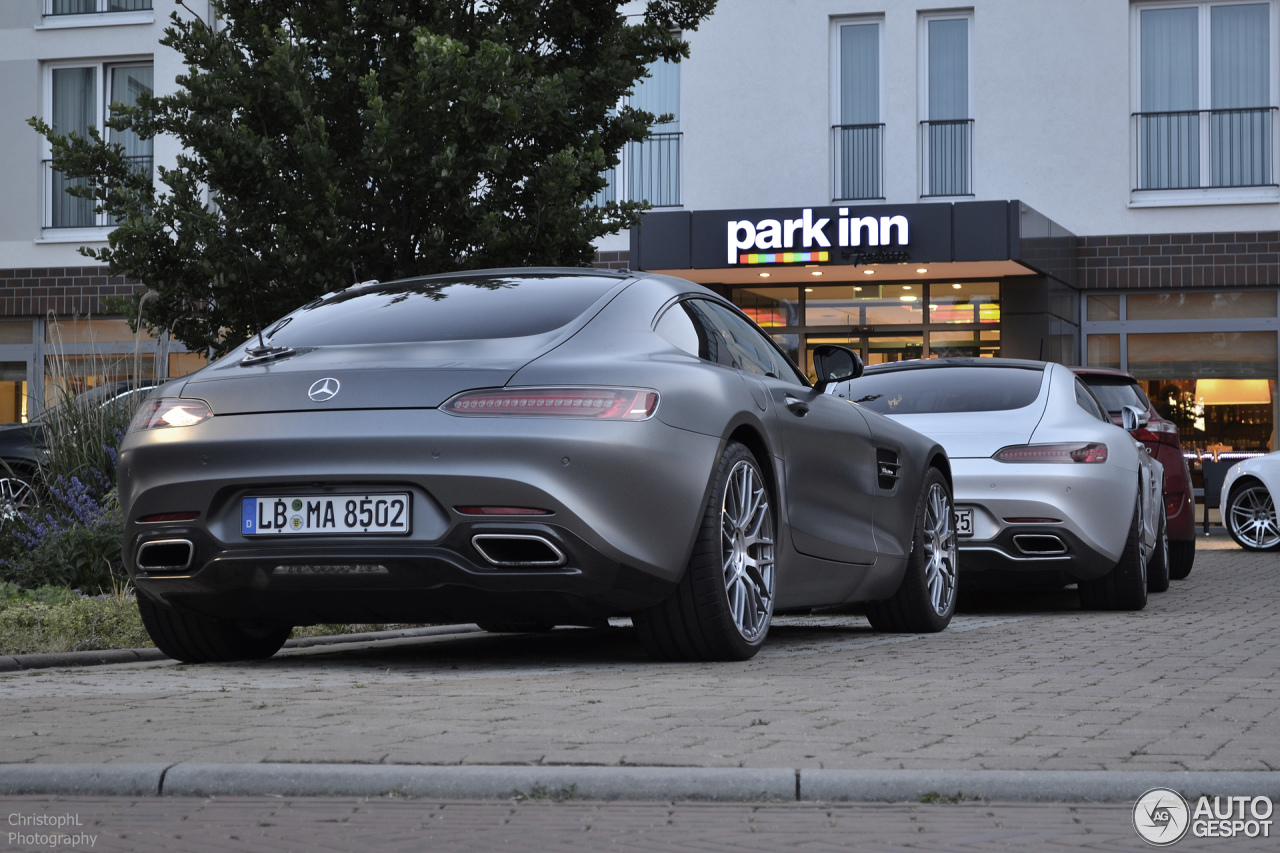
993;443;1108;464
128;398;213;432
138;512;201;523
454;506;553;516
1002;517;1063;524
442;388;659;420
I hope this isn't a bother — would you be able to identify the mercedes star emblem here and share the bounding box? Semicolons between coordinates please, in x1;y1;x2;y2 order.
308;377;341;402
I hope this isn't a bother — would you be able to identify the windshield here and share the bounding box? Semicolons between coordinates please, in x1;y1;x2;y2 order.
264;273;623;347
843;366;1045;414
1078;378;1150;414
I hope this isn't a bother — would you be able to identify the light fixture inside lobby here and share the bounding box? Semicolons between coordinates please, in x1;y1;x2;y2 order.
804;288;813;292
916;268;928;273
952;283;962;289
811;271;822;276
759;272;770;278
863;269;875;275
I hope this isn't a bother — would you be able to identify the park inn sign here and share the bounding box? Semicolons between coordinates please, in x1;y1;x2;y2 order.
727;208;910;264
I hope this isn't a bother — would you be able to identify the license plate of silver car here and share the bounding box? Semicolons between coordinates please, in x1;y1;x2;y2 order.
241;494;411;535
955;508;973;537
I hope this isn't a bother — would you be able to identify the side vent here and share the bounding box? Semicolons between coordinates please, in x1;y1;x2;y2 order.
876;448;901;490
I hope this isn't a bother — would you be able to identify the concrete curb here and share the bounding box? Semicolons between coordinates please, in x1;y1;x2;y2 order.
4;764;1280;802
163;764;797;802
0;764;171;796
801;770;1280;803
0;625;480;673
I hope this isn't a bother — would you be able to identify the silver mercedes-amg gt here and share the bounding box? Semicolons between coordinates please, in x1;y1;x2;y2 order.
119;268;955;663
834;359;1166;611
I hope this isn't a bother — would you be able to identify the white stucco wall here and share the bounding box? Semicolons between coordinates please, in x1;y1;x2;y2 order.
0;3;208;269
601;0;1280;250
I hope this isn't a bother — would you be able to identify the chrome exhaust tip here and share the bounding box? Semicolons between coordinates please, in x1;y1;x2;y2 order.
471;534;566;567
1012;534;1068;556
135;539;194;572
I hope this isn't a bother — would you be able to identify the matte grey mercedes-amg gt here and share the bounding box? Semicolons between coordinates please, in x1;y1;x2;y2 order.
119;268;955;663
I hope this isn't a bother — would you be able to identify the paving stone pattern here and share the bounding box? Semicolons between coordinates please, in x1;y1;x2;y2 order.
7;795;1271;852
0;539;1276;773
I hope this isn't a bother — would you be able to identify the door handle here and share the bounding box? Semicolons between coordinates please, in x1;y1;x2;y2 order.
785;395;809;416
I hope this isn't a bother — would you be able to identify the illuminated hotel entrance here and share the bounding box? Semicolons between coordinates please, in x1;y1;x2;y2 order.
630;199;1081;378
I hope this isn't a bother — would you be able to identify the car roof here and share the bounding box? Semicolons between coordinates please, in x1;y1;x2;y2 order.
862;357;1048;374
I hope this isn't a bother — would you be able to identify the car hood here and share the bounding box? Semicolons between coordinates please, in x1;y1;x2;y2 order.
180;339;544;415
881;409;1045;459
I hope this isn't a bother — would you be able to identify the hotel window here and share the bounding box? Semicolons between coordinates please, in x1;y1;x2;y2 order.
832;18;884;200
1082;290;1279;453
594;60;681;207
1132;2;1278;202
43;62;153;231
920;11;974;197
44;0;152;14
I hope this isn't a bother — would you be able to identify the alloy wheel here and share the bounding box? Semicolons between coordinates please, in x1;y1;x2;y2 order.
1229;485;1280;549
924;483;958;616
0;476;33;523
720;459;775;642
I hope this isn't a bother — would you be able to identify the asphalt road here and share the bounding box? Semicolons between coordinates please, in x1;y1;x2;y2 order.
1;537;1277;850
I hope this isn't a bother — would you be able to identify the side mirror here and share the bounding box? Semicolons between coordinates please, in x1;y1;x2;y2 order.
812;345;863;392
1121;405;1149;431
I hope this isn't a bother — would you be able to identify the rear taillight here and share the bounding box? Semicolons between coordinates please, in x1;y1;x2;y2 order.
1133;420;1180;446
993;443;1109;464
441;387;659;421
128;398;213;432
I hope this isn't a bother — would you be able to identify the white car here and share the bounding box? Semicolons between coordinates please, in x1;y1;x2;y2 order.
835;359;1167;611
1221;452;1280;551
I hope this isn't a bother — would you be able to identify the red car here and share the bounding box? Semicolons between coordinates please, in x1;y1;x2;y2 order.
1072;367;1195;579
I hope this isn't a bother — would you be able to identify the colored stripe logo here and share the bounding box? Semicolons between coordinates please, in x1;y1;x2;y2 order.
738;251;830;265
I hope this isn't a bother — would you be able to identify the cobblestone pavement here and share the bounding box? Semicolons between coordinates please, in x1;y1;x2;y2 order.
0;539;1276;773
5;795;1273;852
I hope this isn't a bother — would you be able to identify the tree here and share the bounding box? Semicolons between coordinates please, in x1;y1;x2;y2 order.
30;0;715;355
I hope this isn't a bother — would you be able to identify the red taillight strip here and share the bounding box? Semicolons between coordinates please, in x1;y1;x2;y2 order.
441;387;659;421
138;512;201;523
993;443;1109;464
454;507;553;516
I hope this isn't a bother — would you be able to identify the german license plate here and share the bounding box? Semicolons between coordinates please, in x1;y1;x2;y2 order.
241;494;410;536
955;508;974;537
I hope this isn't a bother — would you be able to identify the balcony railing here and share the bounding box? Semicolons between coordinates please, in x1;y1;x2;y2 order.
832;124;884;201
592;131;681;208
919;118;973;198
45;0;151;14
42;156;152;228
1134;107;1277;191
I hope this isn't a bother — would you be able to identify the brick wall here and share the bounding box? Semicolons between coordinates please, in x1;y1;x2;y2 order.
592;250;631;271
1078;231;1280;290
0;266;140;317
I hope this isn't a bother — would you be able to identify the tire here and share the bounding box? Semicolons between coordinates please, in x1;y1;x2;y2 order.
1078;498;1148;611
633;441;776;662
1147;511;1170;593
476;621;556;634
865;468;957;633
137;594;290;663
1168;538;1195;580
1224;480;1280;552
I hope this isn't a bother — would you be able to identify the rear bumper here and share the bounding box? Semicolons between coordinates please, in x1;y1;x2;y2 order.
120;408;721;624
959;524;1115;580
951;457;1134;577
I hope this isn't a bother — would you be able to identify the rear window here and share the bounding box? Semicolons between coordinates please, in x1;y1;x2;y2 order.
263;273;622;347
843;366;1045;414
1078;377;1150;414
